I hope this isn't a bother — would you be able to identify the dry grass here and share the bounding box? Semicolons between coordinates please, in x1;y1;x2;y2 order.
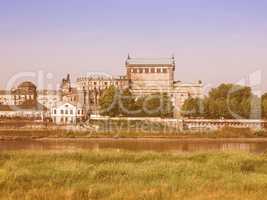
0;150;267;199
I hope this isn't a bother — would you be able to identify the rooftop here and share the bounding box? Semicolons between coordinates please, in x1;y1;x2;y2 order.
18;81;37;89
126;56;175;65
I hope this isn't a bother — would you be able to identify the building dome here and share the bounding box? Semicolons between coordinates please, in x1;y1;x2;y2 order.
17;81;37;89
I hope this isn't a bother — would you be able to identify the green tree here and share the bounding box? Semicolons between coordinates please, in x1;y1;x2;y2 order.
181;97;206;118
142;93;174;118
118;88;136;116
99;86;119;117
182;84;259;119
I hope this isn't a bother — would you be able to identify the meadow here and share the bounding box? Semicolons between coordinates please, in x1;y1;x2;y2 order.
1;150;267;200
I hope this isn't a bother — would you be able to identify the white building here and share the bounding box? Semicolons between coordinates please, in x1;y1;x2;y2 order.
51;102;85;124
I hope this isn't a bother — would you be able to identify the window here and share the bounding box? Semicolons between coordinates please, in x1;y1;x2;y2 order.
151;68;155;73
65;117;68;123
163;68;167;73
145;68;149;73
65;110;69;115
78;110;80;115
157;68;161;73
139;68;143;73
60;117;64;122
54;109;57;114
61;110;64;114
133;69;137;73
70;110;73;115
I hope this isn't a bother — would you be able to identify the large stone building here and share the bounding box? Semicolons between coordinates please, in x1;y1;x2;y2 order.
126;55;175;91
125;56;203;116
75;55;203;117
76;74;128;113
0;81;48;119
0;55;203;119
0;81;37;106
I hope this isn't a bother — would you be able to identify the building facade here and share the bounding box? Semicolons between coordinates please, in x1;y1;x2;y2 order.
125;55;203;116
76;74;128;113
74;55;203;117
51;102;85;124
126;56;175;90
0;81;38;106
37;90;61;110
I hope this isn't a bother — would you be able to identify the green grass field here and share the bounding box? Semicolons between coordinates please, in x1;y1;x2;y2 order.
1;150;267;200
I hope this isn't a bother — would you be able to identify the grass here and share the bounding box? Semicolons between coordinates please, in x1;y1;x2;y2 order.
1;119;267;138
1;150;267;199
0;127;267;139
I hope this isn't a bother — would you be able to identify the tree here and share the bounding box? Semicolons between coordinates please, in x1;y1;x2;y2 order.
142;93;174;118
99;86;119;117
182;83;260;119
181;97;207;118
118;88;136;116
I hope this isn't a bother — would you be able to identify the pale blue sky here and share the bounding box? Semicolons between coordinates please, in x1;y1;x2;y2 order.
0;0;267;92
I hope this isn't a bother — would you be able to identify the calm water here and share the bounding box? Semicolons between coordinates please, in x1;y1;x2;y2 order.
1;138;267;153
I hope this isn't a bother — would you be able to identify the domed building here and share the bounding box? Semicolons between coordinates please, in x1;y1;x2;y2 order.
12;81;37;105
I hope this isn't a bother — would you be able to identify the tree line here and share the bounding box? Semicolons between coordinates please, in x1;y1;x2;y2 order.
99;86;173;118
181;83;267;119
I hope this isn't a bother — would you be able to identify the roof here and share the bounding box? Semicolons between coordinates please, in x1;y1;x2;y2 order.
18;81;36;89
53;101;83;108
0;103;48;112
126;57;175;65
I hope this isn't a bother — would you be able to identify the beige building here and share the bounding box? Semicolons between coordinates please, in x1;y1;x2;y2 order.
126;56;203;116
0;82;38;106
126;56;175;90
74;55;203;117
76;74;128;113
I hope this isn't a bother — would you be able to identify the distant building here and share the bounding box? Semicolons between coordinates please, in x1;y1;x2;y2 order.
126;56;175;90
126;55;203;116
0;81;38;106
0;81;50;119
0;103;48;119
0;90;14;105
74;55;203;117
51;102;85;124
37;90;60;110
76;74;128;113
60;74;79;104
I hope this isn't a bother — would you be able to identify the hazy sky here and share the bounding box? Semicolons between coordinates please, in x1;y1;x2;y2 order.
0;0;267;93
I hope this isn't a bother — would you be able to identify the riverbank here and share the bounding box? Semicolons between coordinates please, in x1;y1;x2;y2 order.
0;150;267;200
0;127;267;140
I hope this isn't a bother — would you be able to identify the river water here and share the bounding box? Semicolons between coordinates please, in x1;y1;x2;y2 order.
1;138;267;153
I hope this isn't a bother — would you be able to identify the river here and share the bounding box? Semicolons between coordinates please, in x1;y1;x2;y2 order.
1;138;267;153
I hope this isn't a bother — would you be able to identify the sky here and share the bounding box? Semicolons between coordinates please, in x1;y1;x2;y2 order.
0;0;267;93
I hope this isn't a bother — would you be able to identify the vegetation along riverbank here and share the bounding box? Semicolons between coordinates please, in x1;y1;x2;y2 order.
1;150;267;200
